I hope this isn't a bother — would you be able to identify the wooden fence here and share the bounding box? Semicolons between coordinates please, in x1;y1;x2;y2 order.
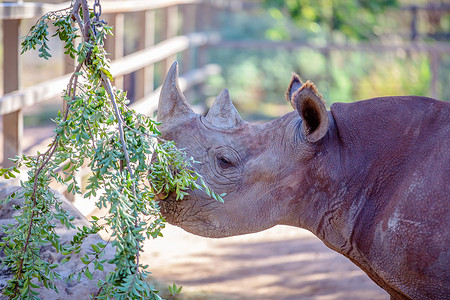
0;0;223;168
1;0;449;171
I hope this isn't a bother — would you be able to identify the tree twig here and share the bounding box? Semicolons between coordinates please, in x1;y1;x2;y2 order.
100;73;143;274
100;74;136;197
12;101;73;297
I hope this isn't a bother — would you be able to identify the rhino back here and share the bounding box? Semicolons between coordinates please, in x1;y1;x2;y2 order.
330;96;450;299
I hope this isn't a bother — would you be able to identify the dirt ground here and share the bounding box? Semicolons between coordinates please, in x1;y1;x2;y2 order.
143;224;388;300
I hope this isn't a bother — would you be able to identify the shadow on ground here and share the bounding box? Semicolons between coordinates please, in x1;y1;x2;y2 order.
143;225;388;300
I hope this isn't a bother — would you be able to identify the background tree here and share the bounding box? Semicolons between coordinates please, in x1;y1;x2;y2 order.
207;0;448;121
262;0;398;41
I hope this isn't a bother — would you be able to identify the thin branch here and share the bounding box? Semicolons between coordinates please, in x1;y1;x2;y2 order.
67;62;83;99
22;5;73;41
71;0;83;36
101;74;136;196
101;73;143;274
86;121;97;149
13;95;73;297
93;281;108;300
80;0;92;44
75;235;111;276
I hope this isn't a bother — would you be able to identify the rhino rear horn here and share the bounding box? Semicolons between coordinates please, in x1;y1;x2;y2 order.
291;81;329;143
205;89;244;129
157;61;195;123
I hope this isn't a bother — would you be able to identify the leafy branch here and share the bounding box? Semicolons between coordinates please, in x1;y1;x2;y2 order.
0;0;222;299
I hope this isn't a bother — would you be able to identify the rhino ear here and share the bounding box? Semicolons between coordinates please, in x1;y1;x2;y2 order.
157;61;195;123
205;89;243;129
291;81;329;143
285;73;303;107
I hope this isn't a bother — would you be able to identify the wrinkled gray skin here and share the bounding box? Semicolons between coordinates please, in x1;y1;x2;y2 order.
156;62;449;300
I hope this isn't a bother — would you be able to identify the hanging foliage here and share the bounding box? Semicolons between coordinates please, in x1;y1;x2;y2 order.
0;0;222;299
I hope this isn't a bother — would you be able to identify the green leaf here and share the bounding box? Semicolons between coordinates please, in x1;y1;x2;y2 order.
67;182;74;193
84;268;93;280
169;283;182;296
81;131;90;140
29;281;40;289
61;257;70;264
91;244;100;253
94;262;104;271
80;256;89;265
101;68;113;81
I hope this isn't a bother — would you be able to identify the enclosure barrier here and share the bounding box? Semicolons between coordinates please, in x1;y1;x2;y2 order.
0;0;226;170
1;0;448;170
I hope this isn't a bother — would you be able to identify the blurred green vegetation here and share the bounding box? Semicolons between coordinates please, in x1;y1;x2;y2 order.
205;1;449;120
262;0;398;41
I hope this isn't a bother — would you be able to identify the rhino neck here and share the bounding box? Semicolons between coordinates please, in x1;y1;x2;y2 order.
283;107;393;263
303;127;362;249
301;98;428;287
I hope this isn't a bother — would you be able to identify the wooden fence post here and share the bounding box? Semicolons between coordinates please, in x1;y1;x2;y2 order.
104;13;125;89
194;2;213;106
196;3;207;69
2;16;22;168
410;6;418;41
181;4;196;101
162;6;178;76
181;4;196;72
135;10;155;101
429;51;440;99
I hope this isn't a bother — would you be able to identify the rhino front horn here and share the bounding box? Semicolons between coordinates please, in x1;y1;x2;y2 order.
206;89;244;129
157;61;195;123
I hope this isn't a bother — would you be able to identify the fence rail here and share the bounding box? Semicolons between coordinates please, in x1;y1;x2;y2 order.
1;0;221;168
0;32;219;116
0;0;200;20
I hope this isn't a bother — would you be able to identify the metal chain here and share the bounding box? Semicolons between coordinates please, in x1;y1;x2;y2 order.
92;0;104;36
94;0;102;22
93;0;102;22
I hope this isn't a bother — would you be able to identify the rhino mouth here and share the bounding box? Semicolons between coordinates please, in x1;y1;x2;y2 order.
158;193;185;224
157;192;227;237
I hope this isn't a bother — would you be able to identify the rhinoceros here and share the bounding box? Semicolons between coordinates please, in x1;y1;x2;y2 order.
155;62;449;300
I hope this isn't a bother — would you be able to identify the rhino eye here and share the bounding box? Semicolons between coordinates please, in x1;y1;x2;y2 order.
218;156;234;169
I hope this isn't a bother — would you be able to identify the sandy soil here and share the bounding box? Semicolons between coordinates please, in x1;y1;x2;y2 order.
143;224;388;300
